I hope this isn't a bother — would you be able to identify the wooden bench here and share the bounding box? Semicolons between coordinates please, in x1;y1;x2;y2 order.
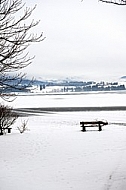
0;128;12;135
4;128;12;134
80;121;108;132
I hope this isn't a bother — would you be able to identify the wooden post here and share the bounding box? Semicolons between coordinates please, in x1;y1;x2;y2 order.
8;128;12;133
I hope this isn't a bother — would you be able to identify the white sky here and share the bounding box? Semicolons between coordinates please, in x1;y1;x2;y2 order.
22;0;126;81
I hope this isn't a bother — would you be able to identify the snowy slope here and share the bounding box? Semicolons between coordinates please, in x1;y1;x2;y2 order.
0;94;126;190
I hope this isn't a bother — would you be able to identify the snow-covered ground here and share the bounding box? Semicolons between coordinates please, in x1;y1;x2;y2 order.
1;93;126;190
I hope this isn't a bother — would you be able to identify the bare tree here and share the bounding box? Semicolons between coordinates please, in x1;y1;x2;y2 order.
0;0;45;96
99;0;126;5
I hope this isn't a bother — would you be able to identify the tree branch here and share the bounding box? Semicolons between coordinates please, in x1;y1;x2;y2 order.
99;0;126;5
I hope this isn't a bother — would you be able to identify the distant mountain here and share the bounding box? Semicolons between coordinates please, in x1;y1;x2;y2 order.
120;76;126;79
11;78;46;86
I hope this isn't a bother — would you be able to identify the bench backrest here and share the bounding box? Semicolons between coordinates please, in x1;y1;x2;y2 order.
80;121;108;125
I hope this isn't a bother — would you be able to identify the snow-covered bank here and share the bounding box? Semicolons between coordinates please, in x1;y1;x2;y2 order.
0;110;126;190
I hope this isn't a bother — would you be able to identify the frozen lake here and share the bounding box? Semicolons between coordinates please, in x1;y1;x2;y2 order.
4;91;126;108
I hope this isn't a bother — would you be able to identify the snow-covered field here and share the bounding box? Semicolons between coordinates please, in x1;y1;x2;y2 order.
1;92;126;190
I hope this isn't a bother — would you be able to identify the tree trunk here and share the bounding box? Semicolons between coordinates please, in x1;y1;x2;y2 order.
0;124;3;135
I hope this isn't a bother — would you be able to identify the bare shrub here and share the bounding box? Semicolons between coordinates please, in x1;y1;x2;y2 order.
0;104;18;135
17;120;29;134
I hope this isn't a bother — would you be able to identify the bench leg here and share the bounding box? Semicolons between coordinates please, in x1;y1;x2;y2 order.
82;125;86;132
99;124;102;131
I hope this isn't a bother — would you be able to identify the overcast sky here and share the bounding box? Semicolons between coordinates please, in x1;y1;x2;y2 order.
22;0;126;81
